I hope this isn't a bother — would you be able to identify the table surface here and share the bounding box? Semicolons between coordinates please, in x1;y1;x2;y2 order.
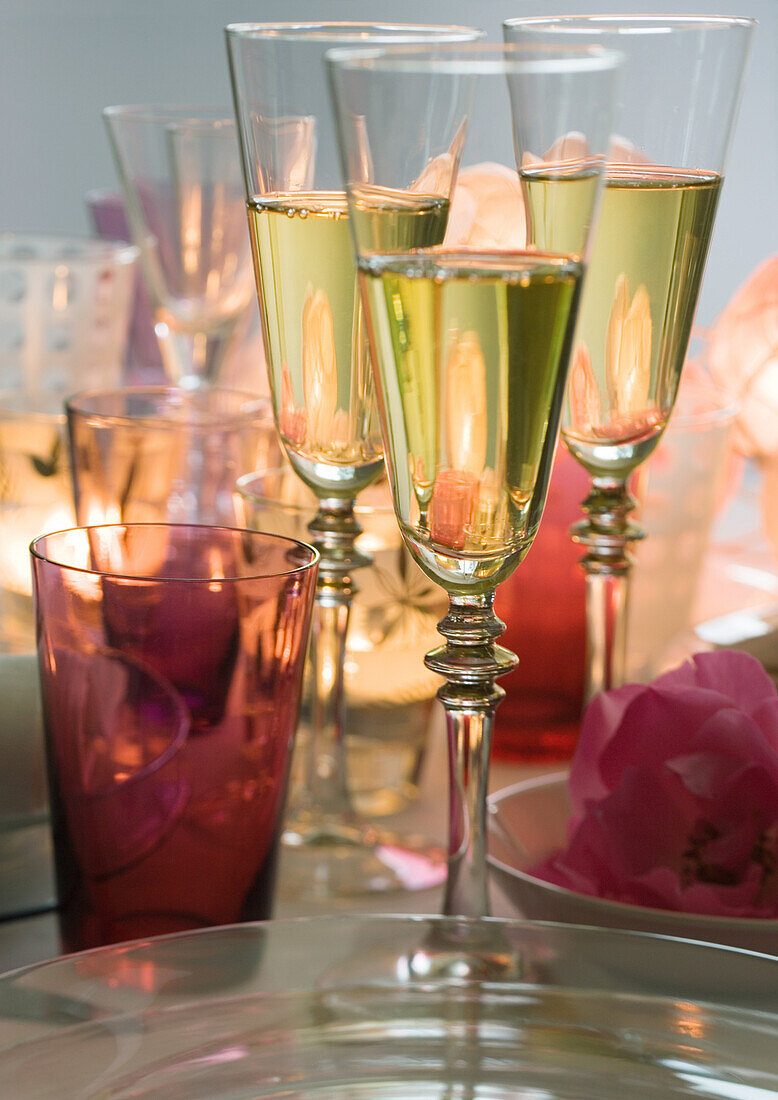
2;462;777;978
0;723;546;976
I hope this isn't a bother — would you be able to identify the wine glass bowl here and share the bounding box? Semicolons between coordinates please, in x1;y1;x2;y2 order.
328;41;621;922
504;16;755;699
228;23;483;500
103;106;255;389
359;247;583;596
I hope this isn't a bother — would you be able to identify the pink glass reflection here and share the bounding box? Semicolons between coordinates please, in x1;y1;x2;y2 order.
31;524;317;952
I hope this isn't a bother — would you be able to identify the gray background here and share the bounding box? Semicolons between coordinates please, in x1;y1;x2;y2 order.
0;0;773;326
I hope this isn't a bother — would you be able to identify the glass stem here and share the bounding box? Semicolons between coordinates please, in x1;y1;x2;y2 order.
572;476;645;702
154;318;239;389
425;593;518;919
287;497;370;833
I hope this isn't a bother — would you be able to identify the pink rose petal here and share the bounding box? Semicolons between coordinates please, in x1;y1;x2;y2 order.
535;650;778;920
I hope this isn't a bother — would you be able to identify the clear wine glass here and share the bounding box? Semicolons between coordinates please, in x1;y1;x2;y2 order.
103;106;256;390
327;41;620;926
504;16;755;701
226;22;483;901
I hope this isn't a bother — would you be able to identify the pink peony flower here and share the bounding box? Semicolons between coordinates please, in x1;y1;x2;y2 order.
533;651;778;918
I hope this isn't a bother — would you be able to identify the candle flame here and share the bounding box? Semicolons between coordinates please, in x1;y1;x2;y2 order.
302;285;339;447
606;274;652;418
445;329;487;476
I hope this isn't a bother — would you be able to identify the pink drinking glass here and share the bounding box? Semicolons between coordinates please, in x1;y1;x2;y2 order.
31;523;318;952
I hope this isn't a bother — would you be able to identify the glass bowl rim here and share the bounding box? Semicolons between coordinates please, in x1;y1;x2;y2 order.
225;22;484;44
7;911;778;989
30;523;320;584
504;14;757;36
326;40;622;76
65;386;273;431
236;468;395;518
103;104;236;128
0;232;138;267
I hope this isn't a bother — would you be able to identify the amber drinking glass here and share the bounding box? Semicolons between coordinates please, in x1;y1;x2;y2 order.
66;386;280;526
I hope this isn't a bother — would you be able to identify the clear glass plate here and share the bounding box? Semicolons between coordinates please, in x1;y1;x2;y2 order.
2;915;778;1098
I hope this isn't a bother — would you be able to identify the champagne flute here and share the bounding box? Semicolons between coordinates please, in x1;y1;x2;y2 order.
104;107;255;390
226;22;483;901
328;41;619;923
504;16;754;701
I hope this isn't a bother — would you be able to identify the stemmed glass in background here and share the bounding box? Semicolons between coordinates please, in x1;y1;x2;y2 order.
103;106;256;390
504;16;755;701
328;42;619;921
226;22;482;901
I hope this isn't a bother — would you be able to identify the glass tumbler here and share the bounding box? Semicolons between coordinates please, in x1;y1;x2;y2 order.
31;523;318;952
66;385;281;526
238;466;447;819
0;233;137;393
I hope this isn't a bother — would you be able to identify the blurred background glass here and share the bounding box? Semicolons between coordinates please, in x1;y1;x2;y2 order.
0;234;136;393
0;391;75;654
627;369;738;680
238;467;447;819
67;386;280;526
103;107;255;390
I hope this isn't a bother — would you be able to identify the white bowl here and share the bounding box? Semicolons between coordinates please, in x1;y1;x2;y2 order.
487;771;778;956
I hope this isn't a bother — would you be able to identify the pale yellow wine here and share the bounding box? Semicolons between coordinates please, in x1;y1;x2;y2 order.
524;165;721;478
248;189;448;495
360;250;582;594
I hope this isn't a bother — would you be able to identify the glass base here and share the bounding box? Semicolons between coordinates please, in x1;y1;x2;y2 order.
278;820;446;900
314;920;523;988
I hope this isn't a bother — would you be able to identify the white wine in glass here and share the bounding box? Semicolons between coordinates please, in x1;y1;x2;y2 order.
361;250;583;590
248;187;450;489
329;42;620;937
524;164;721;479
506;15;754;701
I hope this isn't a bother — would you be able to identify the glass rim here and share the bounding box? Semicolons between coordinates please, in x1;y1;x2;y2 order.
225;21;484;43
325;40;623;76
7;912;778;988
236;469;394;517
30;523;320;583
103;104;236;128
504;14;757;36
0;232;138;267
65;386;273;431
